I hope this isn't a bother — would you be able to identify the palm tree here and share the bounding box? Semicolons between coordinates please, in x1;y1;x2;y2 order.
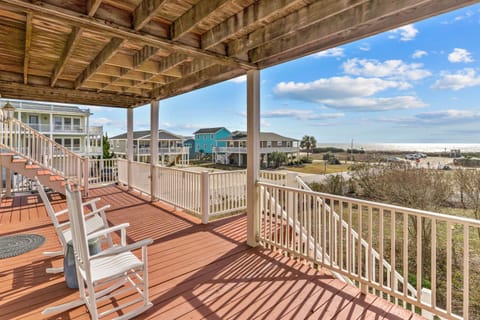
300;135;317;159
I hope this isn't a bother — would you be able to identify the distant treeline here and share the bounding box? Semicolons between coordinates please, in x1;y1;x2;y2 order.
313;147;365;154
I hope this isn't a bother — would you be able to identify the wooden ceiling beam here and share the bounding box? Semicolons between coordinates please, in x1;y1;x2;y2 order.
0;80;145;107
248;0;478;66
87;0;102;17
171;0;230;41
51;1;102;87
51;27;83;87
151;64;244;99
1;0;255;69
227;0;366;58
23;12;32;84
201;0;308;49
74;37;124;89
133;0;168;31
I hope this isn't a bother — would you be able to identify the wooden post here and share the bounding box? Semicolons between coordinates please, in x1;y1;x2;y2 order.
5;168;11;197
150;100;159;201
201;171;209;224
127;108;133;190
246;69;260;247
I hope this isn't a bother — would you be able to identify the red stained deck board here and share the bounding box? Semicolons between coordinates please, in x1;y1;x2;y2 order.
0;185;424;320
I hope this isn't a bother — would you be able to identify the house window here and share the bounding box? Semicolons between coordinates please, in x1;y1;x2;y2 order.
73;118;81;130
267;141;272;147
54;117;62;130
64;138;72;149
73;138;80;151
64;118;72;130
54;138;62;145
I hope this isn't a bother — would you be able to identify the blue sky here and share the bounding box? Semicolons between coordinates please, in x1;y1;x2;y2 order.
91;4;480;144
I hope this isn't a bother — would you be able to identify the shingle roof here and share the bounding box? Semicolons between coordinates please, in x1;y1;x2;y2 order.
110;129;183;140
193;127;227;134
219;131;298;142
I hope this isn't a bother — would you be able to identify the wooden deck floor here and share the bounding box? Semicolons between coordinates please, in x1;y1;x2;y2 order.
0;186;424;320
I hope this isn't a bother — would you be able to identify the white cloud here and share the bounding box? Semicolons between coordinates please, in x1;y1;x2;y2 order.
380;109;480;125
388;24;418;41
262;109;344;120
342;58;431;81
228;75;246;83
91;117;113;125
359;43;370;51
448;48;474;63
432;68;480;90
319;96;426;111
412;50;428;59
273;77;427;111
313;48;344;58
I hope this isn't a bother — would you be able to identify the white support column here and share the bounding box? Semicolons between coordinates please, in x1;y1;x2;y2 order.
127;108;134;190
150;100;159;201
246;69;260;247
49;113;53;140
86;115;90;158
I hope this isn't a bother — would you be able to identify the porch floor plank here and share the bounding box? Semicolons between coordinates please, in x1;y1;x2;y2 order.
0;185;424;320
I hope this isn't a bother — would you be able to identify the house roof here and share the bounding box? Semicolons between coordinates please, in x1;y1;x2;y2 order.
3;99;91;116
220;131;298;142
0;1;470;108
194;127;228;134
110;129;183;140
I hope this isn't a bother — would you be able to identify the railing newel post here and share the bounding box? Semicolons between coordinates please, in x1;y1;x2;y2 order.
201;171;209;224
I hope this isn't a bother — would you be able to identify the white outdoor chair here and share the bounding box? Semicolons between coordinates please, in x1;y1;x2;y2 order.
36;177;113;274
42;183;153;320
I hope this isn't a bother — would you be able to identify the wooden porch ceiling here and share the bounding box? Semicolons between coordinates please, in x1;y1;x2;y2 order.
0;0;476;108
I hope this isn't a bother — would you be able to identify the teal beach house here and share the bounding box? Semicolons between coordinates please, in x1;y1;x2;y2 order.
194;127;231;156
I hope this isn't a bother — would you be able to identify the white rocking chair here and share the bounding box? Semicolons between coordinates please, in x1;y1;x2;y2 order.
42;183;153;319
36;178;113;274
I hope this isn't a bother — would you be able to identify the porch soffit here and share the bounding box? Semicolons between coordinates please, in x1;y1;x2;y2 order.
0;0;476;108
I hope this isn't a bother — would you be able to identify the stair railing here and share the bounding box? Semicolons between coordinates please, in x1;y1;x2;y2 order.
0;114;87;189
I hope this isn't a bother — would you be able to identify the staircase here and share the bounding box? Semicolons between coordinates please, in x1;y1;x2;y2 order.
0;115;88;195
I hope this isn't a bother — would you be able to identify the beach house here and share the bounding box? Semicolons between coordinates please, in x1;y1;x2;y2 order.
213;131;300;167
110;129;189;165
193;127;230;157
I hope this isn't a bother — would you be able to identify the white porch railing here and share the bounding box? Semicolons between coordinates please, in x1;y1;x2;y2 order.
258;181;479;320
116;159;247;221
259;171;287;185
213;146;299;153
88;158;118;186
0;116;87;188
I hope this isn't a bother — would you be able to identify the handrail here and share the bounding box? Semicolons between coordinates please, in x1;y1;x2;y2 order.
294;176;417;309
258;180;477;319
0;116;86;186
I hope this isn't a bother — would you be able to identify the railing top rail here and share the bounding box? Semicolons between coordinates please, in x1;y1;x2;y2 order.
208;169;246;176
258;181;480;227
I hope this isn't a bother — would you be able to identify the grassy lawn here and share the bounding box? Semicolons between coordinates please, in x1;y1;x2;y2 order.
283;162;351;174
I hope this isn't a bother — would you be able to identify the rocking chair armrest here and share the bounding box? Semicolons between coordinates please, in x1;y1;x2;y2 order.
84;205;111;220
54;208;69;217
54;199;102;217
90;238;153;260
86;223;130;241
82;198;102;208
57;220;71;228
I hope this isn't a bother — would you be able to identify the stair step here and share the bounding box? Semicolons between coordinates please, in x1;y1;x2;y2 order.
37;170;52;176
25;164;41;169
11;158;27;163
0;152;15;157
50;175;64;182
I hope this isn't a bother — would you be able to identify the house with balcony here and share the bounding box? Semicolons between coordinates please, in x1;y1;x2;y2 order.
110;129;190;165
1;99;103;158
193;127;231;157
0;1;478;320
214;131;300;167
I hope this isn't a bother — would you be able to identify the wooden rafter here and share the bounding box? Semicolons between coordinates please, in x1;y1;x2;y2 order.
23;12;32;84
87;0;102;16
200;0;308;49
75;37;124;89
1;0;255;70
171;0;230;41
51;27;83;87
133;0;168;31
